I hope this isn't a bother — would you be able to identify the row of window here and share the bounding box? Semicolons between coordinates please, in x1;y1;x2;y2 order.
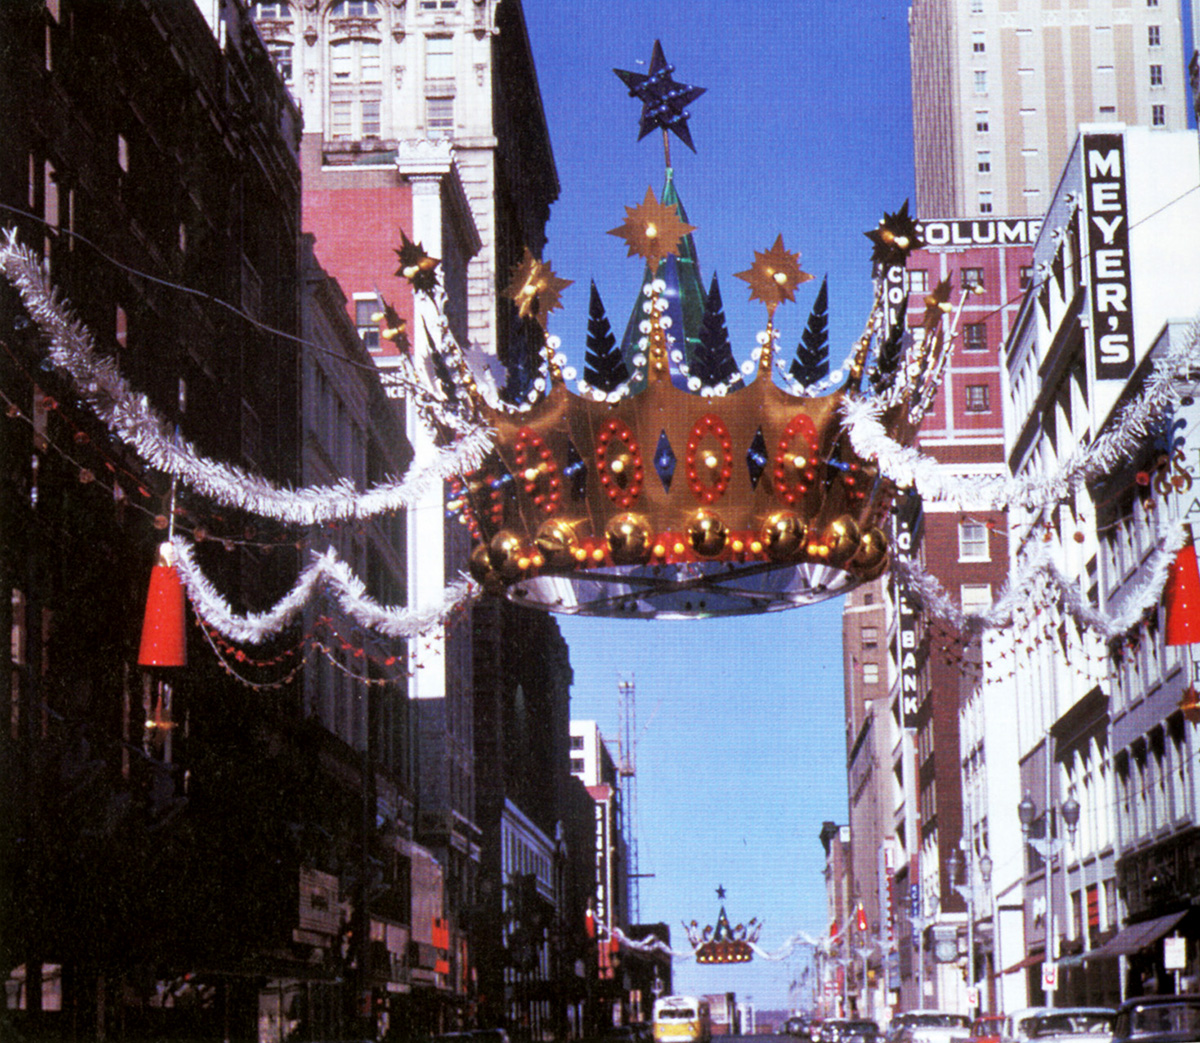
254;1;457;18
268;35;456;85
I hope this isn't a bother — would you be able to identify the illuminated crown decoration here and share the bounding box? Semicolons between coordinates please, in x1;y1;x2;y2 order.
683;905;761;964
435;42;953;619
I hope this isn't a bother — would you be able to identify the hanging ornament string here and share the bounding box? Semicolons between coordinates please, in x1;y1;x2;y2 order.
173;536;477;644
602;923;837;962
0;230;493;526
894;517;1187;641
843;312;1200;511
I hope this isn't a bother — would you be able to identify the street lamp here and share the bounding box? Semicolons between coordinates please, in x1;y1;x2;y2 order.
1018;792;1080;1004
948;846;993;1015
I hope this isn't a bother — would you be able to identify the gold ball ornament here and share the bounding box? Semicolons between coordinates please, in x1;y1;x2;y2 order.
469;542;496;584
688;509;729;557
605;513;653;564
852;527;890;578
825;515;861;566
535;519;580;568
488;531;526;580
761;511;807;561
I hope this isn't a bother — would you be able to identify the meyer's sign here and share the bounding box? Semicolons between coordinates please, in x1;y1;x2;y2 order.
916;218;1042;247
1084;133;1135;380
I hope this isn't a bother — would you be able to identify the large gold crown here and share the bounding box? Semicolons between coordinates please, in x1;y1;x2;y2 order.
442;195;951;619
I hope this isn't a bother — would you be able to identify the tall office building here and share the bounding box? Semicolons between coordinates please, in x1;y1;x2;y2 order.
909;0;1199;218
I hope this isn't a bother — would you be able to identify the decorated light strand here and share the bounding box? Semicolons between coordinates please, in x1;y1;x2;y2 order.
844;311;1200;512
895;517;1187;643
172;536;477;645
0;230;492;527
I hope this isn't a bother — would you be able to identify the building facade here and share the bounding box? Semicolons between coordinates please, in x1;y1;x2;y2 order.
909;0;1199;219
1001;124;1200;1002
0;0;323;1038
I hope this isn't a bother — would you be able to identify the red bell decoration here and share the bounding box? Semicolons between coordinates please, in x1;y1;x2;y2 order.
138;542;187;666
1166;524;1200;646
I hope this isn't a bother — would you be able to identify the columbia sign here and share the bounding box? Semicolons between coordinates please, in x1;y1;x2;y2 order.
915;218;1042;247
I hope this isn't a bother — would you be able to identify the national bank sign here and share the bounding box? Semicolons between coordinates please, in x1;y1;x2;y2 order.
914;218;1043;247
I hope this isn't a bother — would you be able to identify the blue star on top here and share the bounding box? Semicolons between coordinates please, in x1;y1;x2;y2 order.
716;884;726;900
614;40;706;153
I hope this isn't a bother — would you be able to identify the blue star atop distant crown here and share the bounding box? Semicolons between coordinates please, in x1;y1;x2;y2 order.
614;40;706;153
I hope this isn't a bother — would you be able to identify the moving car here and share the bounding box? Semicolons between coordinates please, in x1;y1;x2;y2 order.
1112;994;1200;1043
1023;1008;1115;1043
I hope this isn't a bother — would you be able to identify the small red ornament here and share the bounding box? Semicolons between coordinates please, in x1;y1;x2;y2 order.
138;542;187;667
1166;525;1200;646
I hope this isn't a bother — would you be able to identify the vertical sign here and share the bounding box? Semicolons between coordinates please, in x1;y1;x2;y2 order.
1083;132;1134;380
896;514;920;724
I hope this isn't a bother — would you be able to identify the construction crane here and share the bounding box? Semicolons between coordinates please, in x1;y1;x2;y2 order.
617;675;648;924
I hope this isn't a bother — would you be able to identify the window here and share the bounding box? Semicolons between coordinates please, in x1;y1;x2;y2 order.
861;626;879;650
960;583;992;614
570;735;584;750
862;662;880;685
354;294;380;351
330;98;352;138
907;269;929;294
964;384;990;412
977;150;991;173
964;322;987;352
268;43;292;82
1152;104;1165;126
570;757;584;773
1148;25;1160;46
961;267;984;291
959;520;989;562
426;36;454;80
976;111;989;133
427;96;453;138
970;0;983;12
1149;64;1163;87
331;0;378;14
972;31;986;54
361;97;381;136
978;189;993;214
1019;265;1033;289
973;69;988;95
421;0;459;9
331;41;352;79
117;134;129;173
252;1;290;17
1147;0;1159;5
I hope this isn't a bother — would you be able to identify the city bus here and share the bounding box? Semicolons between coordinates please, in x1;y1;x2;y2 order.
653;995;712;1043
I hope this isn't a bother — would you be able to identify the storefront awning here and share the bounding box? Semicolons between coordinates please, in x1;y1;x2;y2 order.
1001;950;1044;974
1088;909;1187;959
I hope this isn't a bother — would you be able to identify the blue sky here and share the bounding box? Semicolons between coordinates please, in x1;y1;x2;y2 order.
521;1;916;1011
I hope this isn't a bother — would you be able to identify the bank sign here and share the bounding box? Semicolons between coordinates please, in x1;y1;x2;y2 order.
1084;132;1135;380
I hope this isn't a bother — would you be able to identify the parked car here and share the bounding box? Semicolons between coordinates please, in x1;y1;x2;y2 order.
888;1011;972;1043
1112;994;1200;1043
841;1021;880;1043
1023;1008;1115;1043
1005;1008;1053;1043
967;1014;1007;1043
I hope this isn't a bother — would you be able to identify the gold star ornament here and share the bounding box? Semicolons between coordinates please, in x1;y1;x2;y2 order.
734;235;813;317
922;277;953;331
503;247;573;330
607;187;697;274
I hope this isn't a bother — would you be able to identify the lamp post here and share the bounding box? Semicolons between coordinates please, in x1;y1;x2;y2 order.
1018;792;1080;1004
947;847;993;1015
